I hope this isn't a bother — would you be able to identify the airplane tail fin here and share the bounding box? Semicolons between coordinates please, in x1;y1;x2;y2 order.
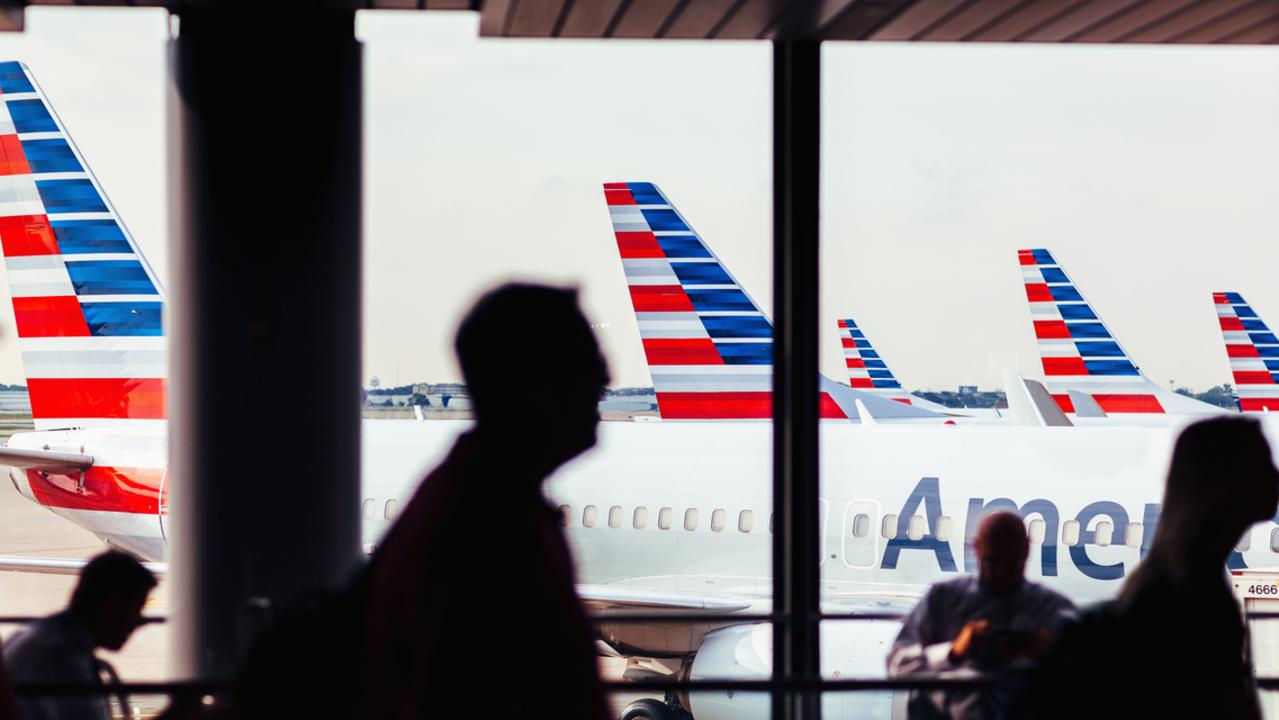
1018;248;1217;415
1214;292;1279;413
604;182;940;421
0;62;165;430
838;318;912;403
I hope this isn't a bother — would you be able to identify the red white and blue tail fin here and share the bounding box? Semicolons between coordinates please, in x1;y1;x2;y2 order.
0;62;165;430
836;318;952;413
604;182;939;422
1214;292;1279;413
1018;248;1217;416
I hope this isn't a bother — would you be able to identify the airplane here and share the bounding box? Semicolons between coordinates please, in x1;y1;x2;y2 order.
1214;292;1279;413
836;318;951;412
0;62;1270;719
1018;248;1224;417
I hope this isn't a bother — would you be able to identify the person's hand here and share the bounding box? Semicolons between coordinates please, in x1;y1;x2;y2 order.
949;619;990;662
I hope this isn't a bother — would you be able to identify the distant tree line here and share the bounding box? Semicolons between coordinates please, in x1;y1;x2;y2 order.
1173;384;1236;409
0;384;26;392
913;390;1007;409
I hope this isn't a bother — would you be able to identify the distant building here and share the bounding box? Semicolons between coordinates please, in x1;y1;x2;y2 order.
958;385;978;395
370;376;381;389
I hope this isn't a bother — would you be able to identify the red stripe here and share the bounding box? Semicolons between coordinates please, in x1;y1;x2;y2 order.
0;134;30;176
1051;394;1075;414
1017;250;1036;266
1241;399;1279;412
605;188;636;205
893;398;913;405
1220;317;1245;331
1213;293;1230;305
0;214;60;257
1034;320;1071;339
1228;344;1260;358
1093;394;1164;413
845;358;866;369
837;320;847;328
1024;283;1052;302
642;338;722;365
629;285;693;312
656;392;846;419
616;231;663;259
849;378;875;388
12;296;90;337
603;182;628;190
27;378;166;420
1042;357;1087;376
840;338;857;349
26;466;163;514
1234;371;1276;385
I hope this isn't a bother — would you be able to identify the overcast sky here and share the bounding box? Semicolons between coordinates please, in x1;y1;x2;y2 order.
0;8;1275;392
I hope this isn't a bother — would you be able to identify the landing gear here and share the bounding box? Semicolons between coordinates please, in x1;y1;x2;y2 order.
620;698;681;720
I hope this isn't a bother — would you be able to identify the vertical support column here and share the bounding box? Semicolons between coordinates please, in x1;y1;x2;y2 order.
772;38;822;720
167;9;363;680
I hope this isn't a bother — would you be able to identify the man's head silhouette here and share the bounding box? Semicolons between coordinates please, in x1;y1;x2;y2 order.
975;511;1030;596
69;550;157;651
456;283;609;474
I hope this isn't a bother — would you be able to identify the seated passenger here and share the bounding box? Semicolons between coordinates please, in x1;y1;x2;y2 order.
3;550;157;720
360;284;610;719
888;511;1075;720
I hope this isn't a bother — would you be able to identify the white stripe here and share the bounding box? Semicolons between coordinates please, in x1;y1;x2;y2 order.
2;92;39;102
45;212;115;222
19;336;166;352
651;365;771;376
714;338;771;344
33;418;166;433
1223;331;1253;344
1231;359;1268;371
680;284;739;290
1036;340;1080;357
73;294;161;304
1027;302;1063;320
637;319;708;339
14;131;61;141
1217;305;1237;317
1021;267;1044;282
22;172;89;182
1236;386;1279;398
21;349;166;379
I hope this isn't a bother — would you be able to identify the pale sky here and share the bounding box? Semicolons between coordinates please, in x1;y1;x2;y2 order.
0;8;1275;392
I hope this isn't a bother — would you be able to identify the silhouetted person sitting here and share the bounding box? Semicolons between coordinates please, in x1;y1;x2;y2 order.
889;511;1075;720
1032;417;1277;720
361;284;610;719
4;550;156;720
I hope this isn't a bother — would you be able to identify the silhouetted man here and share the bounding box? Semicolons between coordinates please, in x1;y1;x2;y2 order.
4;550;157;720
889;511;1075;720
1033;417;1277;720
361;284;610;719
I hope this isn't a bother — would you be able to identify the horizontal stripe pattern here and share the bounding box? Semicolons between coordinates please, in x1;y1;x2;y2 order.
1215;291;1279;413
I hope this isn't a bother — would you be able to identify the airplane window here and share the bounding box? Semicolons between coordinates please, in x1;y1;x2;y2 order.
558;504;571;527
1094;520;1113;547
1237;530;1251;553
633;507;649;529
658;507;673;531
1270;528;1279;553
1063;520;1080;547
361;498;375;521
582;505;598;528
384;499;399;521
711;509;727;532
769;513;774;534
738;510;754;533
1124;523;1143;548
608;505;623;529
881;514;898;540
1028;518;1045;544
936;516;953;542
907;515;925;541
852;514;869;539
684;508;699;532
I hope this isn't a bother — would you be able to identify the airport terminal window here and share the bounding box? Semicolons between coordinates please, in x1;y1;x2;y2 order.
738;510;754;533
882;514;898;540
384;499;399;521
1094;521;1113;547
658;507;673;531
582;505;598;529
852;513;870;539
608;505;623;529
1063;520;1081;546
1028;518;1046;544
936;515;953;542
558;504;571;527
711;509;726;532
361;498;375;521
684;508;699;532
633;507;649;530
1124;523;1143;549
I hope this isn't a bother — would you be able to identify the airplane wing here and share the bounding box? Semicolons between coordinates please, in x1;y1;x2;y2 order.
0;555;167;575
0;447;94;473
578;585;753;615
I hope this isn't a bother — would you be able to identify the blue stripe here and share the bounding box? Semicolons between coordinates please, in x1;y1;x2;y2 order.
641;209;689;232
1258;346;1279;358
861;350;880;359
873;380;902;389
1066;322;1110;339
656;236;710;259
36;179;107;214
626;182;665;205
1237;306;1258;318
1225;293;1246;304
20;138;82;173
1264;360;1279;372
1058;304;1097;320
863;359;887;369
868;370;895;380
64;260;156;296
6;99;56;133
700;315;771;339
49;220;131;254
1031;249;1055;265
1083;360;1139;376
687;289;756;312
81;302;162;336
1049;285;1084;302
850;329;865;339
1075;341;1125;358
842;319;859;328
715;342;771;365
0;62;33;94
1242;319;1272;332
854;339;873;349
671;262;732;286
1040;267;1069;284
1272;373;1279;385
1251;333;1279;346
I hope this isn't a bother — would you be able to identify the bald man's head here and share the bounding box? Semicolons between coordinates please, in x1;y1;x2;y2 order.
975;511;1030;596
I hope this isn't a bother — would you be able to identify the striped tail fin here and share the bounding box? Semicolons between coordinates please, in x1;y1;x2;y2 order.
1214;292;1279;413
1018;248;1217;415
604;182;940;422
837;318;912;403
0;62;165;430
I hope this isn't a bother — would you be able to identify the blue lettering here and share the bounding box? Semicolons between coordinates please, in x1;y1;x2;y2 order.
881;477;957;573
1068;501;1129;581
